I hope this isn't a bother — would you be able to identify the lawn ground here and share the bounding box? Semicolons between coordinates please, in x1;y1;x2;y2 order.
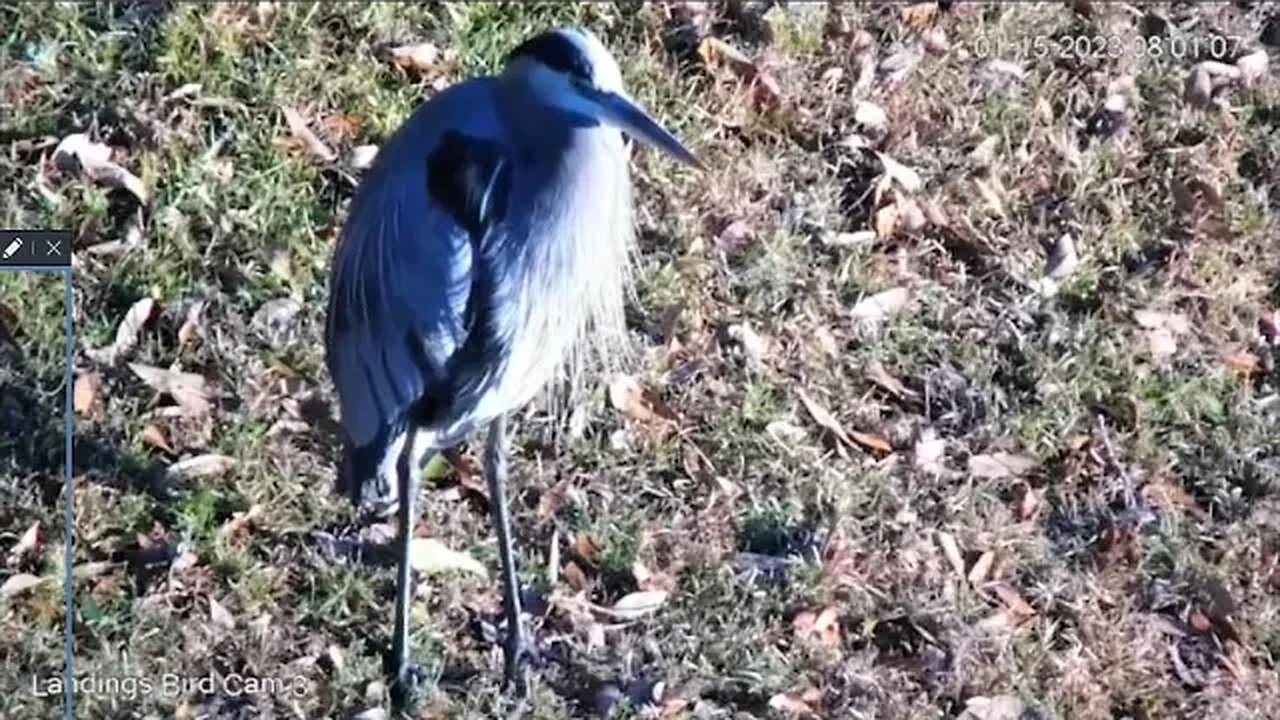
2;2;1279;719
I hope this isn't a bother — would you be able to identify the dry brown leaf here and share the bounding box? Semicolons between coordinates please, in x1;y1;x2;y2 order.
768;688;821;717
875;152;923;193
1;573;46;599
849;430;893;454
1046;233;1079;280
900;2;939;29
389;41;440;73
165;454;237;481
597;590;669;620
209;596;235;630
52;133;149;204
914;430;948;476
793;606;841;650
867;362;914;399
727;322;769;369
984;581;1036;619
1235;50;1268;88
9;522;40;561
573;533;603;566
1015;484;1044;522
408;538;488;578
696;36;756;78
141;424;174;455
937;531;965;578
128;363;212;416
961;695;1027;720
850;287;910;323
72;561;118;579
176;300;206;351
281;106;337;163
219;505;262;545
1225;350;1260;380
968;550;996;585
608;374;678;426
1134;310;1189;362
1184;65;1214;107
73;372;102;417
874;204;898;239
967;452;1037;479
86;297;156;365
797;389;853;448
562;560;589;591
1142;478;1204;518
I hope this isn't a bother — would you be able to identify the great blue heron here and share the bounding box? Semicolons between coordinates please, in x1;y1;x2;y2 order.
323;27;700;708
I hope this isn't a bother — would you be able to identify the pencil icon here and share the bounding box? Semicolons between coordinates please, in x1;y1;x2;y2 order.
2;237;21;260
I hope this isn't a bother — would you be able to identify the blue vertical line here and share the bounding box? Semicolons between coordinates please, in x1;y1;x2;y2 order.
62;268;74;720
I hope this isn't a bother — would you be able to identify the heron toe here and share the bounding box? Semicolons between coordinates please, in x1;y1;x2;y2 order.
502;625;541;698
389;661;429;711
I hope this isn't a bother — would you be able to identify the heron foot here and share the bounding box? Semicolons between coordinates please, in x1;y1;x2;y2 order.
502;622;541;699
388;660;429;712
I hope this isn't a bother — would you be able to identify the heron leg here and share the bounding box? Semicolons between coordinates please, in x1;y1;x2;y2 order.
484;414;535;698
390;433;425;711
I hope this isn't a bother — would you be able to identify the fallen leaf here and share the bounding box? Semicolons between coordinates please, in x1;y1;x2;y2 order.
408;538;488;578
937;531;965;578
209;597;235;630
797;388;854;448
280;106;337;163
967;452;1037;479
923;27;950;55
1;573;46;599
900;2;938;29
897;197;926;233
141;424;175;454
1134;310;1190;362
1225;350;1260;380
86;297;156;365
1046;233;1079;280
854;101;888;133
73;372;102;417
874;204;899;239
727;322;769;369
1142;478;1204;518
165;454;237;481
822;230;877;248
1015;484;1044;522
219;505;262;545
348;144;379;171
176;300;206;350
768;688;821;717
72;561;118;579
874;152;923;193
52;133;149;204
793;606;841;650
867;362;914;399
914;430;948;475
1184;65;1214;107
608;374;678;426
128;363;212;416
9;522;40;561
984;581;1036;619
961;694;1027;720
696;36;756;78
715;219;754;255
562;560;589;591
598;590;669;620
1236;50;1269;88
849;430;893;454
851;287;911;323
968;551;996;584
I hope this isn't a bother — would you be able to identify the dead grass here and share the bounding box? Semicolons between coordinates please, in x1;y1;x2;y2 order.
2;2;1279;719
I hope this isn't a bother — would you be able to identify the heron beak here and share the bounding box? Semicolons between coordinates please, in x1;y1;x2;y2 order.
591;90;703;170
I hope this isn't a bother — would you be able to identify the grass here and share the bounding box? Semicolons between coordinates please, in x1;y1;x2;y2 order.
2;1;1280;718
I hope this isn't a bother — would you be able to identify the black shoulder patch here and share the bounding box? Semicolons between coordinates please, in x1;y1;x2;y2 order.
507;30;593;83
426;131;511;241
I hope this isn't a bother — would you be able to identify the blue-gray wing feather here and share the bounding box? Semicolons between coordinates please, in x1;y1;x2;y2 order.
324;78;508;494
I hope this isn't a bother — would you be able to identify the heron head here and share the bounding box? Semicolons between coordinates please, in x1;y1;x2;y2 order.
504;27;701;169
